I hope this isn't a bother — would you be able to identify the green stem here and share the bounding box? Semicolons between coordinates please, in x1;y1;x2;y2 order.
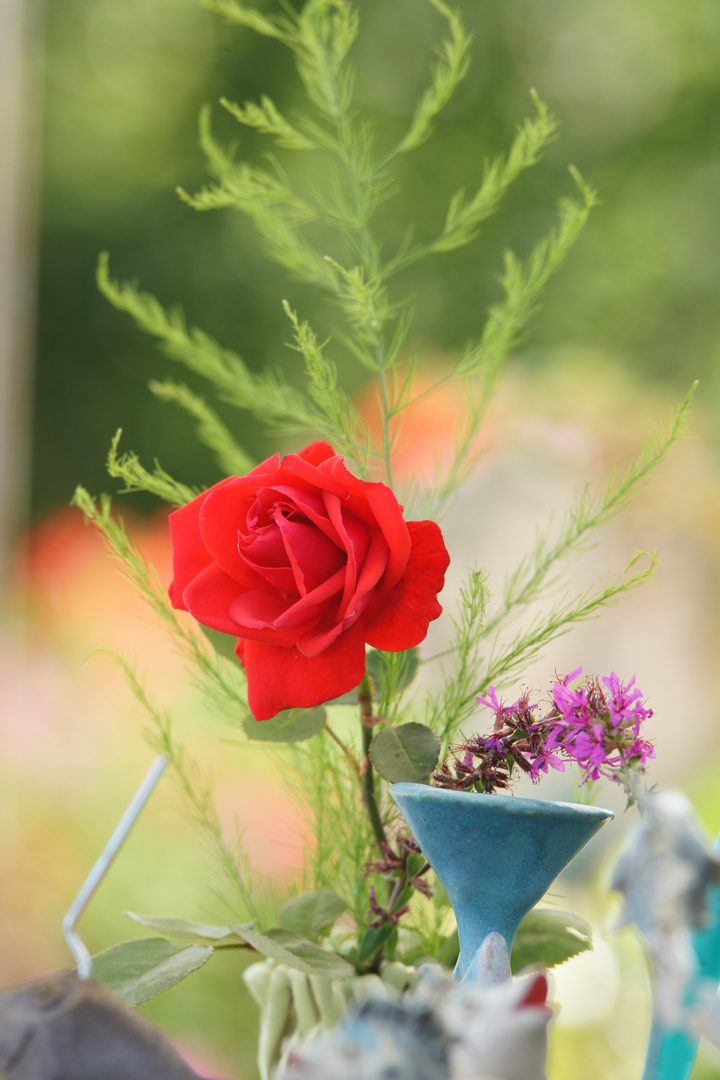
359;674;387;853
324;723;362;785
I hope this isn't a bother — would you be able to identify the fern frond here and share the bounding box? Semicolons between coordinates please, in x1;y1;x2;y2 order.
291;732;374;927
221;94;318;150
480;551;658;697
97;253;315;430
292;0;360;120
483;382;698;639
392;0;472;157
71;487;250;725
431;168;597;504
201;0;295;43
283;302;372;469
432;92;558;254
106;430;198;506
107;653;267;922
149;380;255;477
180;109;338;289
424;566;490;747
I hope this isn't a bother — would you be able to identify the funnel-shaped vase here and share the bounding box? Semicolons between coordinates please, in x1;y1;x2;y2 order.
390;783;613;982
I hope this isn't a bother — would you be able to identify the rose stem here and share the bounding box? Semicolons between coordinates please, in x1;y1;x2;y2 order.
359;672;387;852
324;724;362;785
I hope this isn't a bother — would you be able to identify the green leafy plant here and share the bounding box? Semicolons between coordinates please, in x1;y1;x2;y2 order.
72;0;694;1009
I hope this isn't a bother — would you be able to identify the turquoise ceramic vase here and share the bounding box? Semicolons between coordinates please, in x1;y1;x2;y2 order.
390;783;613;983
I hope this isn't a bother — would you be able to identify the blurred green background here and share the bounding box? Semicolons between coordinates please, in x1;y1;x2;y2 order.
35;0;720;515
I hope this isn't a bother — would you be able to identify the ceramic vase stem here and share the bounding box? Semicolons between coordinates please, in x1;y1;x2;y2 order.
390;783;613;984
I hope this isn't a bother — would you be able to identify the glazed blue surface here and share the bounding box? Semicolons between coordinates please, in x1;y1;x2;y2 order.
390;783;613;981
642;832;720;1080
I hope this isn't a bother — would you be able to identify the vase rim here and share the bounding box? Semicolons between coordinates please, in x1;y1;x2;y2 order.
389;781;614;821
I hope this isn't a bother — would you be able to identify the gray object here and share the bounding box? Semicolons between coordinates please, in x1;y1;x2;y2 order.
0;972;202;1079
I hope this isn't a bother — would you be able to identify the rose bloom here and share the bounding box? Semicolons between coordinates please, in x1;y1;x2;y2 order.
168;441;450;719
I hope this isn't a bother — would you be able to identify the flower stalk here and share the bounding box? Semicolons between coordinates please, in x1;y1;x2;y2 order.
359;672;388;852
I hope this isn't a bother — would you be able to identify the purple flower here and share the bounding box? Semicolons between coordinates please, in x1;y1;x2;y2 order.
436;667;653;798
476;686;503;712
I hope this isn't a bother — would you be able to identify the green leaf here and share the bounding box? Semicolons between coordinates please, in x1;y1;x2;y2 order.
369;722;441;784
367;648;420;699
325;684;362;706
278;890;346;939
438;929;459;968
200;624;241;663
91;937;213;1006
511;909;593;973
406;852;427;879
125;912;253;943
358;923;395;964
228;925;354;981
242;706;327;742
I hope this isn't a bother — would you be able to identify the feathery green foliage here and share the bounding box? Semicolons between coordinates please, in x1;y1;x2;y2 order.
97;252;315;431
71;485;250;725
292;732;375;928
81;0;697;980
106;654;269;923
481;381;698;640
220;94;317;151
480;551;657;695
391;0;472;157
106;429;199;506
282;301;372;467
148;380;255;477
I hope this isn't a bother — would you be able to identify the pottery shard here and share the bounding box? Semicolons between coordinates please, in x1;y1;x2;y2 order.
0;972;201;1080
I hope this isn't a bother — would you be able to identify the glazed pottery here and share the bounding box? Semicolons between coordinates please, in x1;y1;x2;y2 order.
642;831;720;1080
390;783;613;983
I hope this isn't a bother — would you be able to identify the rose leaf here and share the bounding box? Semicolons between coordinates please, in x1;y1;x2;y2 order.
278;889;347;939
242;706;327;742
510;908;593;973
90;937;214;1006
124;912;253;943
228;925;354;980
369;722;441;784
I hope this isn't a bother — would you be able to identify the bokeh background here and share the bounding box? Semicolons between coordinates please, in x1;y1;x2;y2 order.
3;0;720;1076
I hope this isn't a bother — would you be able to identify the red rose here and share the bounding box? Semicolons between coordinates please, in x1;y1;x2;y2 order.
168;441;450;720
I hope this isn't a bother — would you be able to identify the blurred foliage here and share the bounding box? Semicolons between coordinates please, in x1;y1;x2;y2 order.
34;0;720;516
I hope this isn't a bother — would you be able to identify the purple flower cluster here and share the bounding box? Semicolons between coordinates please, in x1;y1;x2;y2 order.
432;668;654;795
551;667;654;784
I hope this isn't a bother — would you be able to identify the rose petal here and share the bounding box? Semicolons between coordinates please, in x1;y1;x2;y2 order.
276;513;346;596
242;620;367;719
352;531;390;607
229;589;319;646
297;441;336;467
276;452;349;500
239;522;297;593
364;520;449;650
297;595;371;657
273;567;347;630
168;486;218;608
322;493;370;616
199;476;279;587
247;452;282;476
295;618;344;657
325;458;411;589
270;485;341;545
182;562;245;635
229;588;289;629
